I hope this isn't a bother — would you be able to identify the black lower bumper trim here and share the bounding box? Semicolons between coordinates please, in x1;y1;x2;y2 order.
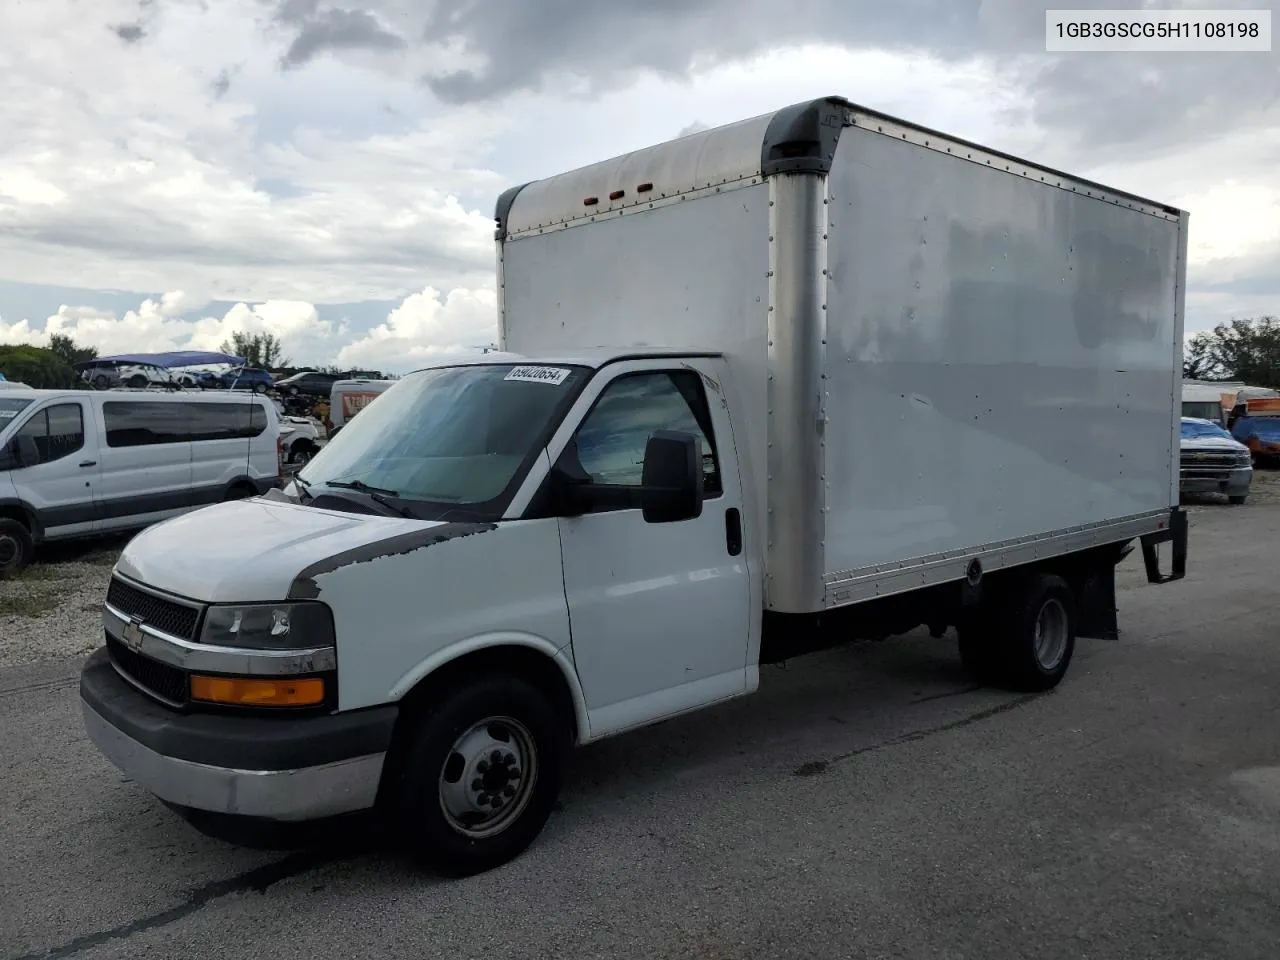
80;647;397;771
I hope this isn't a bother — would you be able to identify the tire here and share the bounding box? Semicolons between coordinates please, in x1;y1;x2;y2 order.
222;484;255;502
127;374;148;388
389;674;568;877
988;573;1077;692
1229;494;1247;505
288;386;299;396
93;375;110;390
254;382;268;394
0;518;34;579
288;441;314;465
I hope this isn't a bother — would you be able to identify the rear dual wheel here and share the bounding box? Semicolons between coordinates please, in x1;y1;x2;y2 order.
958;573;1076;692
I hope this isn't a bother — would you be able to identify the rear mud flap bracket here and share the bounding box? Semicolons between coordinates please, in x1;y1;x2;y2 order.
1140;508;1187;584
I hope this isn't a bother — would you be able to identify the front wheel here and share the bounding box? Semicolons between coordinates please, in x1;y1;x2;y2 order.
1229;494;1247;505
389;675;567;877
0;518;34;579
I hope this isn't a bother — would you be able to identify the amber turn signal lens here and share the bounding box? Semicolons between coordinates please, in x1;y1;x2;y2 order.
190;675;325;707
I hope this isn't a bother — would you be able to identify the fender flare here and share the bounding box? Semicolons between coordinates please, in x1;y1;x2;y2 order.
389;632;590;743
0;497;43;541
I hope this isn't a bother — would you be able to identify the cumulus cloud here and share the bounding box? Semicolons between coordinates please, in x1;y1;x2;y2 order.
0;0;504;304
0;286;497;374
334;286;497;368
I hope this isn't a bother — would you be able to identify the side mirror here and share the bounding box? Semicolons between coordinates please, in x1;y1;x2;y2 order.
640;430;703;524
3;436;38;469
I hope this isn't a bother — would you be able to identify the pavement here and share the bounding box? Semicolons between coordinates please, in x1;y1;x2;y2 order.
2;499;1278;960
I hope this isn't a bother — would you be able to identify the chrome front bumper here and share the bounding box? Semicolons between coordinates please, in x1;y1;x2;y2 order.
80;647;396;822
82;701;385;821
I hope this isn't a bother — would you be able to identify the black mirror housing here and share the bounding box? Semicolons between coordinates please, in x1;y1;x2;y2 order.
640;430;703;524
12;435;38;468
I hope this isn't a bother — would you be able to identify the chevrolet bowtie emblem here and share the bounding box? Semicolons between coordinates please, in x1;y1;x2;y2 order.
121;618;146;653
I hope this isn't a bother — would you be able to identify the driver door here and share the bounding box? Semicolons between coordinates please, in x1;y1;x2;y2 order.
553;359;752;738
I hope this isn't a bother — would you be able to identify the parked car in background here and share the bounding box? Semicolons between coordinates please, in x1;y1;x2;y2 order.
273;370;339;398
277;414;325;465
0;390;281;576
1179;417;1252;504
193;367;274;393
327;378;393;437
75;360;173;390
1230;413;1280;466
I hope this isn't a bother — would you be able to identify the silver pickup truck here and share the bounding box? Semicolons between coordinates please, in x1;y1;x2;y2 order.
1179;416;1252;504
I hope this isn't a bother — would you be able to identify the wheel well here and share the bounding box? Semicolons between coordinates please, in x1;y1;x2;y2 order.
0;504;35;535
399;645;578;739
376;645;580;807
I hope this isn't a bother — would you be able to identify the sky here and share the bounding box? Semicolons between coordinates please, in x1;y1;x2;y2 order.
0;0;1277;374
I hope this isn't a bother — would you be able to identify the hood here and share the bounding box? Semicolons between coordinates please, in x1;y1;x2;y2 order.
1180;434;1246;452
115;497;447;603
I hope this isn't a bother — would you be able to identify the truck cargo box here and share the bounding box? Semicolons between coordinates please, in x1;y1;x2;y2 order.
495;96;1186;615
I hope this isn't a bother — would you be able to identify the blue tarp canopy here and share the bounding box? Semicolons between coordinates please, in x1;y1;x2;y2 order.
78;351;246;369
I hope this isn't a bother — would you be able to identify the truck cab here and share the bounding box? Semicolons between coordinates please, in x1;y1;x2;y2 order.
81;351;758;876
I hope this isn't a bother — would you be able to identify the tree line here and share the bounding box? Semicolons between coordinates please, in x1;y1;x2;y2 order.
1183;316;1280;387
0;331;385;388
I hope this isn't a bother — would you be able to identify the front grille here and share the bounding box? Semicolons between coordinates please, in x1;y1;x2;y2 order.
106;577;200;640
106;634;189;706
1180;453;1246;466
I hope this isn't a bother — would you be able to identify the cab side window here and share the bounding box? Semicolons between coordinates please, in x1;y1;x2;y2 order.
15;403;85;464
573;370;722;500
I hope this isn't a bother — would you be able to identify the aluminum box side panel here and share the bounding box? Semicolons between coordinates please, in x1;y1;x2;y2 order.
822;123;1181;590
500;181;772;551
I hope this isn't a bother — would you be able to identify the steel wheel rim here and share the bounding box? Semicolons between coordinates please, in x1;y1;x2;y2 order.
0;533;19;568
438;716;538;839
1033;598;1069;670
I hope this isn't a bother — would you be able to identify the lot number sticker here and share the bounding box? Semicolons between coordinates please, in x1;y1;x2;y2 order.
505;366;571;386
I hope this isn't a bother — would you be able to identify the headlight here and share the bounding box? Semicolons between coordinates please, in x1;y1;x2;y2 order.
199;601;335;650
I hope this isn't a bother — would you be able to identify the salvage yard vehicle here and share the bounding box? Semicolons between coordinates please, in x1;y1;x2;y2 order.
1178;417;1252;503
80;95;1189;877
0;390;281;576
1230;397;1280;467
326;377;393;438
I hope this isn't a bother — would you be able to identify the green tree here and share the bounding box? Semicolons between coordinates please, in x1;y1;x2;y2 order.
0;345;79;388
47;332;98;369
219;331;290;369
1184;316;1280;387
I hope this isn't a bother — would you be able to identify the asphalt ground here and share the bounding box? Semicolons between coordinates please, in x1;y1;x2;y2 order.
2;496;1278;960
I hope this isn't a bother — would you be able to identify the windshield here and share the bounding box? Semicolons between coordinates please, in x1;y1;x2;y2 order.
1180;419;1231;440
0;397;35;429
296;362;588;520
1181;401;1222;423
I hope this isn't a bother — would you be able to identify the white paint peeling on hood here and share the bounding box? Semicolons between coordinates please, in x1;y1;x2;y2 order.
115;497;445;603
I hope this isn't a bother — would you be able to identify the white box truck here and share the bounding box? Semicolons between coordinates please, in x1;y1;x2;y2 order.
79;96;1188;877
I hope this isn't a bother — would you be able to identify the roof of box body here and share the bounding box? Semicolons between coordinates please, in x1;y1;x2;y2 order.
494;95;1183;240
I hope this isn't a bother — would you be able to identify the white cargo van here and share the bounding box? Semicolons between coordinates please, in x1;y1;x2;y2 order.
80;96;1188;877
0;389;281;575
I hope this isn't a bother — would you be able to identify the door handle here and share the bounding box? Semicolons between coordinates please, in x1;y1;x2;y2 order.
79;460;97;468
724;507;742;557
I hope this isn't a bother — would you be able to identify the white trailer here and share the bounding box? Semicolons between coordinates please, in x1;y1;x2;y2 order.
79;96;1188;878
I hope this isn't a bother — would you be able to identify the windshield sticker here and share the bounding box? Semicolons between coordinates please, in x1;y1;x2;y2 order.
504;365;571;386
